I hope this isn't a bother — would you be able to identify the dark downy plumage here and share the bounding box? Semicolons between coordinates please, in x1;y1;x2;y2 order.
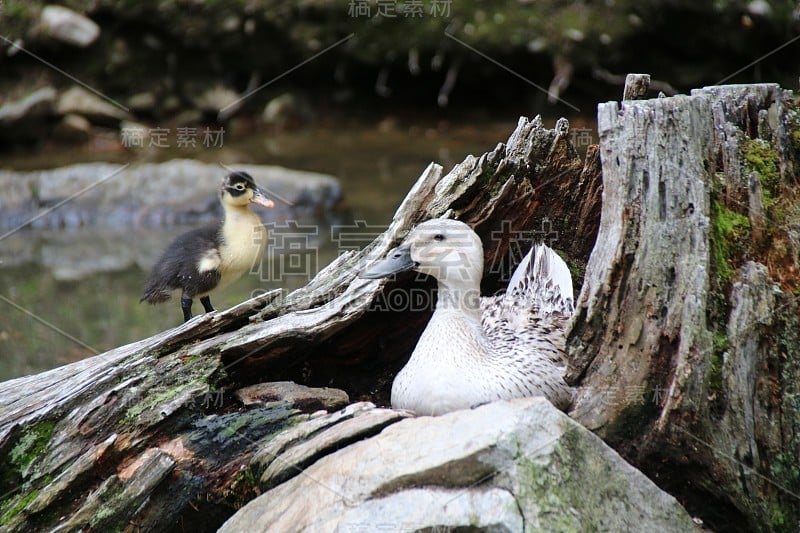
141;171;273;322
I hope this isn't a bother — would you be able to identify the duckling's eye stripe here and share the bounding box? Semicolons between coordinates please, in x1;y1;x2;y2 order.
226;186;247;197
433;234;445;241
218;162;296;206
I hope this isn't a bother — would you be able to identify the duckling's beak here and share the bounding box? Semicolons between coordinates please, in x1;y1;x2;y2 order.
250;188;275;208
360;245;418;279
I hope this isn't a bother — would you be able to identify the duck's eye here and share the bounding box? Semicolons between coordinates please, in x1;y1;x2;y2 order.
433;234;445;241
234;183;246;191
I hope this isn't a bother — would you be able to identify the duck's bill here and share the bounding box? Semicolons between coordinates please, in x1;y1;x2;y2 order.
250;188;275;208
359;245;417;279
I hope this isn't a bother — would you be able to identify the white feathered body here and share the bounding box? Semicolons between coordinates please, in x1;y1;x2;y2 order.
391;243;574;416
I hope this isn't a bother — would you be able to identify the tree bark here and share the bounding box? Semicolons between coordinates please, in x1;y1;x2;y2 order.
566;83;800;531
0;116;601;531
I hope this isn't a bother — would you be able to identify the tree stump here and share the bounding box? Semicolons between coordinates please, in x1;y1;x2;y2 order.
567;83;800;531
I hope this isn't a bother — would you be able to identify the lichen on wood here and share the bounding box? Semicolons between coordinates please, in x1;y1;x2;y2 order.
0;115;600;531
566;83;800;531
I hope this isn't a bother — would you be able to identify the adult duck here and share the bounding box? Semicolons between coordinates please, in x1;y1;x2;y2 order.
361;218;574;415
142;171;274;322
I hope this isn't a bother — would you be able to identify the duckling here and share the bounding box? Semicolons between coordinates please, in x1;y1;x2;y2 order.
360;218;574;415
141;171;274;322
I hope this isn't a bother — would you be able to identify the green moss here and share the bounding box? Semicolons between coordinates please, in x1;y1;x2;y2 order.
709;333;728;393
771;453;800;492
786;102;800;159
710;199;751;286
515;428;585;531
123;381;196;423
0;489;38;525
742;138;781;209
9;421;55;475
227;467;261;508
92;504;115;524
518;456;580;530
119;354;218;426
562;254;587;293
770;505;786;530
769;451;800;532
220;412;251;439
218;405;298;440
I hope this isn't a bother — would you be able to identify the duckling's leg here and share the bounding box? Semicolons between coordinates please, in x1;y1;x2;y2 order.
200;296;214;313
181;295;193;322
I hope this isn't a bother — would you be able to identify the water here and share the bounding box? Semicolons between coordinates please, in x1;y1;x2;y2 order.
0;112;596;381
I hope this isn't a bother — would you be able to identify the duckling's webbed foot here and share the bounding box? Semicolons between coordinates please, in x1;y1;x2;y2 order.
181;295;193;322
200;296;214;313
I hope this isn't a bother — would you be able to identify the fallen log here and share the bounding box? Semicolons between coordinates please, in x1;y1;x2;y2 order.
0;115;601;530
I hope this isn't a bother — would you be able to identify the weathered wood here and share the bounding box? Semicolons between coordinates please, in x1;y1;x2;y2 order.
0;116;601;531
259;407;408;490
233;382;349;411
623;73;651;100
566;83;800;531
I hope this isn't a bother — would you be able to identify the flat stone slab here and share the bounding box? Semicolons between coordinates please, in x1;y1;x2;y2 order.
221;398;696;532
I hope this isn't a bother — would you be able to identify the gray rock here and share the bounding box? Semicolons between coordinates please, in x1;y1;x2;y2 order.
221;398;696;532
747;0;772;16
162;96;181;114
0;86;57;142
0;177;37;238
127;92;157;114
0;87;56;123
39;5;100;48
0;226;189;278
56;87;132;126
0;234;37;268
0;159;342;231
262;93;313;129
234;381;350;412
190;84;241;120
167;109;203;128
